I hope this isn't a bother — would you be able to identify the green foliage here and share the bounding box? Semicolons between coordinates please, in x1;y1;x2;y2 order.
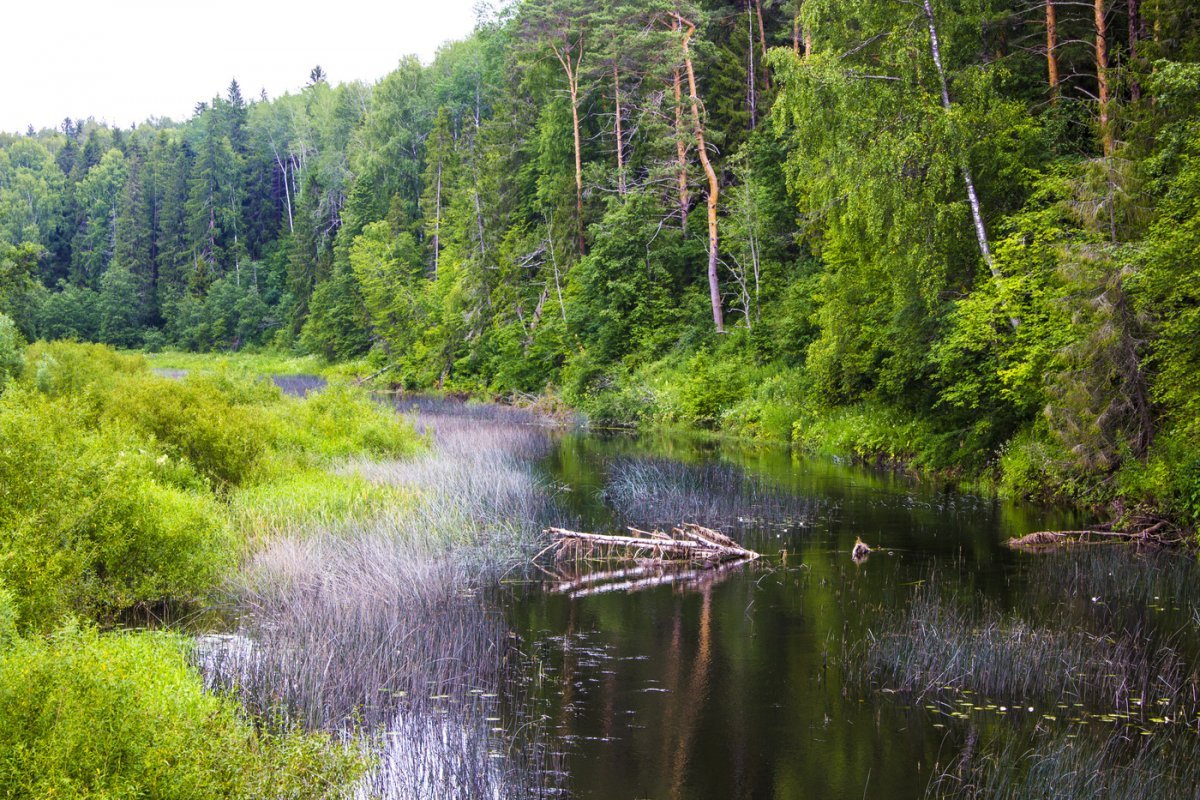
25;340;146;397
0;624;364;799
98;373;269;489
32;282;102;343
0;386;231;625
299;265;372;361
266;382;421;463
0;314;22;389
792;403;941;468
97;264;143;347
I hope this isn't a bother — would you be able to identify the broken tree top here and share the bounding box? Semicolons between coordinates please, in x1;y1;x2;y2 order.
544;523;760;566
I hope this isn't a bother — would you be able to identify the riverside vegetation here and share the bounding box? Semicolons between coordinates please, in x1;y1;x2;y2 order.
2;0;1199;534
0;340;420;797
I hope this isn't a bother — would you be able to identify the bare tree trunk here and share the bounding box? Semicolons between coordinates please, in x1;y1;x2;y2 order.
672;32;690;232
269;139;295;234
675;13;725;333
614;63;626;196
1095;0;1114;156
922;0;1018;330
754;0;771;90
552;37;587;256
1046;0;1060;99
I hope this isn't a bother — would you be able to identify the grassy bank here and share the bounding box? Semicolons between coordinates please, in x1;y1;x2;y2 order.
554;344;1199;538
146;349;375;382
0;341;423;797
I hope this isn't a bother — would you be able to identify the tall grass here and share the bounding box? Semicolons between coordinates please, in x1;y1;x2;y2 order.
854;586;1200;722
604;456;822;528
930;722;1200;799
204;399;570;798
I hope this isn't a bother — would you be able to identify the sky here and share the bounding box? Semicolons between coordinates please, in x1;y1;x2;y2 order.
0;0;485;134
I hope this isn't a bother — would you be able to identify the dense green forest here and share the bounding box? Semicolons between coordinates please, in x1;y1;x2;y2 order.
2;0;1199;527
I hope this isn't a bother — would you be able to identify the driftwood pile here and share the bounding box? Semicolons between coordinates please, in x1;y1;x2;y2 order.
540;523;760;598
545;523;759;566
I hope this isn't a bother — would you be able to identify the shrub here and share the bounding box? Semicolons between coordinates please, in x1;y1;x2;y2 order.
0;387;231;626
793;402;938;466
997;426;1062;500
100;373;270;489
0;624;364;799
25;340;145;398
720;368;807;442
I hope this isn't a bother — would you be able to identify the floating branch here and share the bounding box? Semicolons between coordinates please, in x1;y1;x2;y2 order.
1007;520;1186;550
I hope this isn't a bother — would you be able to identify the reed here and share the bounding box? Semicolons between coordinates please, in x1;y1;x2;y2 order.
930;722;1200;799
604;456;821;527
202;400;571;798
854;586;1200;722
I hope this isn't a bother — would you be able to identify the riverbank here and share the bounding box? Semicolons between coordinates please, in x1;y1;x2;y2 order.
0;342;427;797
145;349;1196;544
16;345;1199;797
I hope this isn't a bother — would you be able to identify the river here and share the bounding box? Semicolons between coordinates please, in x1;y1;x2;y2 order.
205;385;1200;799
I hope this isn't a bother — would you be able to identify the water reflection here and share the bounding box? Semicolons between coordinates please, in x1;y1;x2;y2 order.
512;426;1200;799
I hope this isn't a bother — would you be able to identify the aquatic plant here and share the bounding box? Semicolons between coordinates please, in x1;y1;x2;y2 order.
855;587;1200;722
929;722;1200;800
604;456;821;528
204;401;570;798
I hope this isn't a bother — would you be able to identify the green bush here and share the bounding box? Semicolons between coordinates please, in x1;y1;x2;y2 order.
721;369;808;442
997;426;1063;500
25;340;146;398
100;373;270;489
0;624;364;799
675;351;754;428
793;402;937;466
0;387;231;626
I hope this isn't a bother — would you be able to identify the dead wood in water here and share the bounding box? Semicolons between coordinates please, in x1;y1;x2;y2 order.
1007;520;1186;550
540;523;759;597
548;559;748;598
544;523;760;566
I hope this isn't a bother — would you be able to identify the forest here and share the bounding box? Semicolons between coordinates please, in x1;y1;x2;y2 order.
2;0;1199;530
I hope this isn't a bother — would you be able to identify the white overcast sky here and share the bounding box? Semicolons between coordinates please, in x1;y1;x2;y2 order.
1;0;484;133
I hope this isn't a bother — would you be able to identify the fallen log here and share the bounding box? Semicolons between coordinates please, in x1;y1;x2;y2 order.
545;523;760;566
1007;523;1186;550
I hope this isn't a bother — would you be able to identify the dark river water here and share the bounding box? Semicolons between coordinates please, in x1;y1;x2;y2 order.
506;427;1200;800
